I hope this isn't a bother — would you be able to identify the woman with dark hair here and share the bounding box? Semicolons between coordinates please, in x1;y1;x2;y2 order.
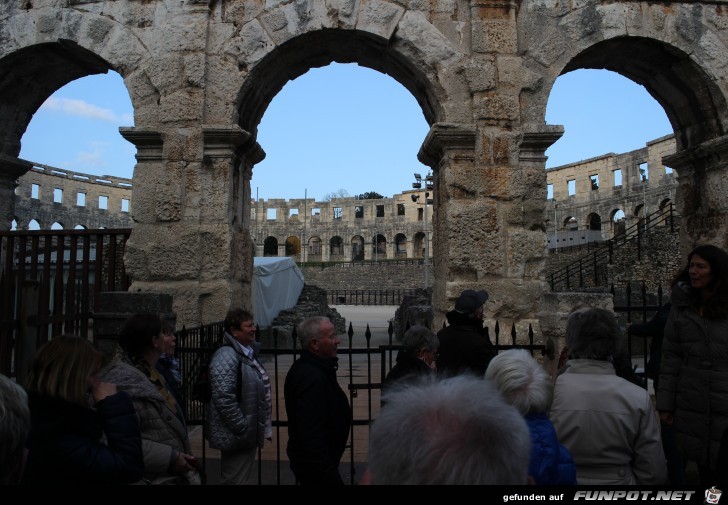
22;336;144;485
550;307;667;485
657;244;728;487
102;313;200;485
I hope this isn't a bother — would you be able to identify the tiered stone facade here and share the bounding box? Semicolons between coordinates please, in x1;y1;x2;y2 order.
1;1;727;328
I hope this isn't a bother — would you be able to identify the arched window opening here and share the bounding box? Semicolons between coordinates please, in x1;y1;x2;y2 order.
264;236;278;256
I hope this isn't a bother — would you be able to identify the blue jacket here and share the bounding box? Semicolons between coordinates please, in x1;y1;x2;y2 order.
526;412;577;485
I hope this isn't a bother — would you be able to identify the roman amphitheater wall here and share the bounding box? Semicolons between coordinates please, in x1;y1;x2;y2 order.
1;1;728;327
13;163;133;230
546;136;678;249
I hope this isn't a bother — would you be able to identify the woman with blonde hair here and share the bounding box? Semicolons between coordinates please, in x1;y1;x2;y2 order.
22;335;144;485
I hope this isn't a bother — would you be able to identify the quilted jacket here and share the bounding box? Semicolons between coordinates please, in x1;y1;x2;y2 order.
102;357;199;485
205;332;267;451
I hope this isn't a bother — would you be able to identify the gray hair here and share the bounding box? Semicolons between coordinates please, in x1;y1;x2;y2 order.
369;375;530;485
485;349;553;415
566;306;622;360
0;374;30;484
401;325;438;355
296;316;332;350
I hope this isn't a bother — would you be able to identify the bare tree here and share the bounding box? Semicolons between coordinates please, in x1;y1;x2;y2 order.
322;188;350;201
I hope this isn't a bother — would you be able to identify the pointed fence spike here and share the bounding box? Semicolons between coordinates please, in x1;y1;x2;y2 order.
348;321;354;338
365;324;371;342
511;322;517;345
387;321;393;338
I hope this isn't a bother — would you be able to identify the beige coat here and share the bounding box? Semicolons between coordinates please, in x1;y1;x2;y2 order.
550;359;667;485
102;358;199;485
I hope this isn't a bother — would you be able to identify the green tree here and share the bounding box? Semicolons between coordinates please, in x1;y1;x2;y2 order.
355;191;384;200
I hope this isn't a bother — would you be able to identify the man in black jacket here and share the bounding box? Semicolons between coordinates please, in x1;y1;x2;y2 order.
436;289;496;377
284;316;352;485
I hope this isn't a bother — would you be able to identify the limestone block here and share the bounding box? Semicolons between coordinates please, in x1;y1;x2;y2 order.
459;55;496;92
473;92;519;122
492;134;515;165
560;4;600;45
37;11;60;34
508;163;547;200
159;89;203;123
85;15;114;44
356;0;404;41
325;0;357;28
496;56;539;91
59;10;84;42
675;5;704;45
233;19;276;69
145;55;184;94
100;25;146;73
395;11;459;65
485;278;544;322
594;2;629;41
155;177;182;222
472;19;517;54
504;228;547;276
524;26;566;68
698;31;728;74
184;53;205;88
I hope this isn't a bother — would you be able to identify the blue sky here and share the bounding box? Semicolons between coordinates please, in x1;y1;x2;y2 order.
20;64;671;201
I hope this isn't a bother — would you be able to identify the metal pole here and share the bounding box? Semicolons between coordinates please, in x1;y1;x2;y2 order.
424;192;429;289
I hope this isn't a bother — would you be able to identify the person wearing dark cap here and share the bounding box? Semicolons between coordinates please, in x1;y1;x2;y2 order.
436;289;496;377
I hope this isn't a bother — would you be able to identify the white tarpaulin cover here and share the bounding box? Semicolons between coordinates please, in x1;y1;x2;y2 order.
252;257;305;328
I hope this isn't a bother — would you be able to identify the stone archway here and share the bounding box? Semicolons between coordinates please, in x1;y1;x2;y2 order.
1;2;727;328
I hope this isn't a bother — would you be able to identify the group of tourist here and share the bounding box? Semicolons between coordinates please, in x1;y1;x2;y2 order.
372;243;728;486
1;243;727;486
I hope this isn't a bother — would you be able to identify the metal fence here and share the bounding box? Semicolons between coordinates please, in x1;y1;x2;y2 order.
176;318;547;485
0;228;131;377
325;289;417;306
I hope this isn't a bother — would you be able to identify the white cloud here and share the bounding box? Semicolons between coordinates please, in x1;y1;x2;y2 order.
41;96;130;123
75;141;110;170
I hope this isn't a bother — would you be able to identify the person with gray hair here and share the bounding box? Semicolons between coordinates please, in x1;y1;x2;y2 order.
0;374;30;485
485;349;576;485
368;375;531;485
284;316;351;484
382;325;438;396
550;306;667;485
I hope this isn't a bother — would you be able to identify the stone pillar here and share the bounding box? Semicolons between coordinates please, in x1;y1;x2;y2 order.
93;292;175;358
120;126;264;327
663;134;728;257
321;237;330;262
0;155;32;230
419;123;562;329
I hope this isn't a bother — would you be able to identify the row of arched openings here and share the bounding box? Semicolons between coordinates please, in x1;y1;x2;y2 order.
261;233;428;260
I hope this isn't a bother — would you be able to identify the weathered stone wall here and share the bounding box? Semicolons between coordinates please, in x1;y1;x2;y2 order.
546;136;678;248
301;262;431;292
14;163;133;230
1;1;727;329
